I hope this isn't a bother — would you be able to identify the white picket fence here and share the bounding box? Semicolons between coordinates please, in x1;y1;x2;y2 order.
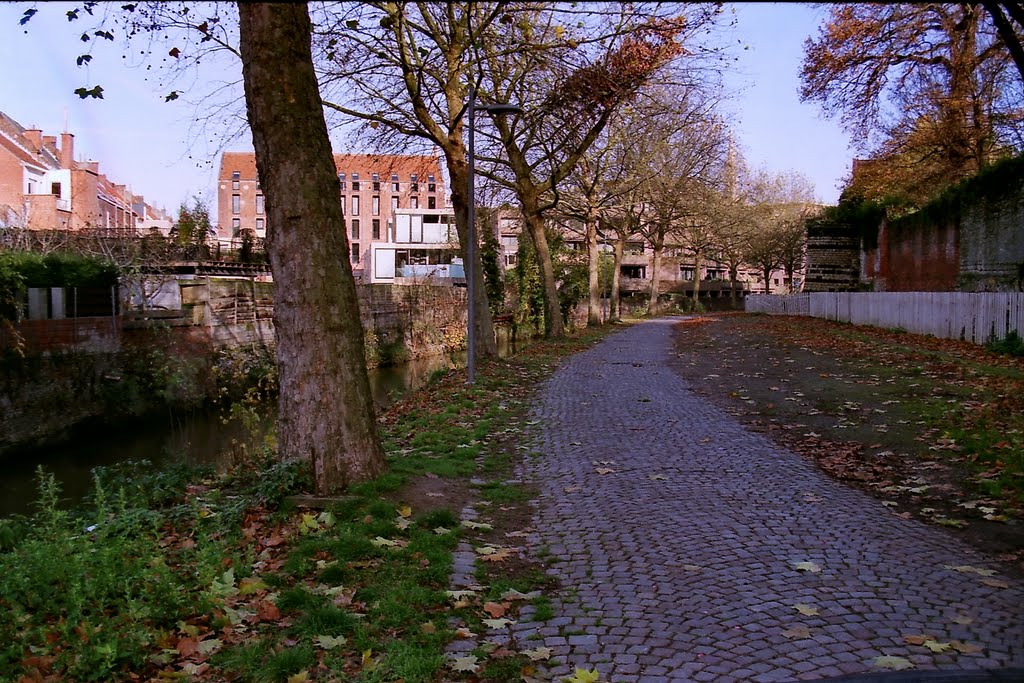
745;292;1024;345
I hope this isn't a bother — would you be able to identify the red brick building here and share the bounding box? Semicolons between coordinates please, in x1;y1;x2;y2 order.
216;152;445;279
0;110;167;234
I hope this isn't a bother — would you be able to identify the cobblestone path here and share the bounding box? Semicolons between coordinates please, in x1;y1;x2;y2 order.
511;319;1023;682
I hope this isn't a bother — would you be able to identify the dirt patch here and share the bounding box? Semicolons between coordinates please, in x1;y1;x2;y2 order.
386;473;476;517
671;313;1024;575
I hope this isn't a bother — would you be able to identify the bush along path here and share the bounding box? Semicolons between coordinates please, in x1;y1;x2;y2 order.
0;325;618;683
502;318;1023;683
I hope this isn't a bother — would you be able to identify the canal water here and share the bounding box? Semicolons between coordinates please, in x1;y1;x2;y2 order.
1;324;527;517
0;353;460;518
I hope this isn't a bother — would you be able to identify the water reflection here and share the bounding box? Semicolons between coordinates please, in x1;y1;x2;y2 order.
0;352;461;518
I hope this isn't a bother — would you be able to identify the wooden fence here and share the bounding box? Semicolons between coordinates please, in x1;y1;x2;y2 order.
746;292;1024;344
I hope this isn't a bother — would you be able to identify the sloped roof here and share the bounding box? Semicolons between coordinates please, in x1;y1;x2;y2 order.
0;110;60;172
218;151;442;182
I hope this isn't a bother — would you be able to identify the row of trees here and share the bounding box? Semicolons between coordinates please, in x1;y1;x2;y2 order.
36;2;1023;493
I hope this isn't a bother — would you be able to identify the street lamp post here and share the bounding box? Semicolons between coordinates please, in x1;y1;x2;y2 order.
466;87;521;385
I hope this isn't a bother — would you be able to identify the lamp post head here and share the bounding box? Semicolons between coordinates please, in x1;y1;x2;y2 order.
477;102;522;116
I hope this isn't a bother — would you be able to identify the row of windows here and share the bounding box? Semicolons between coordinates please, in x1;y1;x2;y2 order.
232;193;434;216
346;218;382;241
338;172;436;193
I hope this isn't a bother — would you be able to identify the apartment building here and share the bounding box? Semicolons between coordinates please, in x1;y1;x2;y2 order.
216;152;445;280
0;110;165;234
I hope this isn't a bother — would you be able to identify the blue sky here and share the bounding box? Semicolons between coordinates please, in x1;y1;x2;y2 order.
0;2;853;215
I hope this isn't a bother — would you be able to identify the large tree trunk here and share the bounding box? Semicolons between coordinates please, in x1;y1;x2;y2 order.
238;2;385;492
586;216;601;326
648;240;663;315
520;193;564;338
729;264;739;301
610;235;624;321
445;153;498;358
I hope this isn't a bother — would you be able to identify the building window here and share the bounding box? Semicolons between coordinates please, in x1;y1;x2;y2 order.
392;174;400;192
372;196;380;216
622;264;646;279
680;267;695;280
51;182;61;196
392;196;399;210
351;173;360;191
256;194;265;215
351;243;360;263
410;174;418;192
505;254;517;267
372;173;380;191
232;171;240;190
427;175;436;193
351;219;360;240
351;195;360;215
427;196;436;209
372;219;381;240
232;194;240;214
232;217;241;234
410;196;419;209
706;269;723;281
256;218;265;232
338;173;346;191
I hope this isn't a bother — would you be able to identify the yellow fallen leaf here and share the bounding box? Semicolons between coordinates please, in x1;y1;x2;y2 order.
923;640;952;653
565;667;600;683
523;646;553;661
874;655;914;671
449;654;479;673
781;625;812;639
792;561;822;573
286;672;309;683
793;603;819;616
398;505;412;518
361;648;376;672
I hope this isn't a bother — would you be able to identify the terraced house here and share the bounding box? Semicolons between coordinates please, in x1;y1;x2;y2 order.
217;151;447;282
0;110;169;234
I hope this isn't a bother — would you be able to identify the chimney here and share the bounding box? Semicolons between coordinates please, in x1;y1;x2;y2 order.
24;128;42;149
82;160;99;174
60;132;75;169
43;135;57;150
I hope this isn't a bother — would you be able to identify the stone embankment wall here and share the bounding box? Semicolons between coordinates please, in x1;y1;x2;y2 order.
806;158;1024;292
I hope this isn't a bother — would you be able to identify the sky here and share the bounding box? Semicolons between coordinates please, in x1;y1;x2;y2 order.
0;2;854;216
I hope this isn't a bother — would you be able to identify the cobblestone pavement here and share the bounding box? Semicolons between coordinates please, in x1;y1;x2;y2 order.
507;319;1024;682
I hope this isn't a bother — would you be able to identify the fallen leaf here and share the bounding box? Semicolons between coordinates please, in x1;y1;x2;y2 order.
398;505;412;518
433;527;451;535
903;634;932;645
873;655;914;671
564;486;581;493
420;622;436;634
793;604;819;616
395;516;412;531
565;667;600;683
449;655;479;673
371;537;398;548
256;600;280;622
286;672;309;683
238;577;268;596
595;468;616;475
361;649;376;672
315;635;347;649
523;646;553;661
176;637;199;658
792;561;822;573
951;615;974;625
781;626;812;639
445;590;477;601
943;564;997;577
923;640;952;653
482;618;514;629
648;474;668;481
454;627;475;638
197;638;222;656
950;640;983;654
981;578;1010;589
501;589;540;601
461;520;493;531
483;602;509;618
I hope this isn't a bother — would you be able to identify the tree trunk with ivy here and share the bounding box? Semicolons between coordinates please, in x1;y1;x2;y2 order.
237;2;385;492
586;215;601;326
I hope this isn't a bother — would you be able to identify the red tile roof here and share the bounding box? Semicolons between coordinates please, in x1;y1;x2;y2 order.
219;151;442;182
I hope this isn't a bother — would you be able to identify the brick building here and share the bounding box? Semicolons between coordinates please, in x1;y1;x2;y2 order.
216;152;445;280
0;110;168;234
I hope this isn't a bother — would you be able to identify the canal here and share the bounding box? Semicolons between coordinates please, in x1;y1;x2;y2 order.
0;353;460;518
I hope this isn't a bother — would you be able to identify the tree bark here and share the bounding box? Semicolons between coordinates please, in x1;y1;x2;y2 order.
610;235;624;321
520;192;564;337
692;249;704;304
648;240;663;315
445;153;498;358
237;2;385;492
586;216;601;326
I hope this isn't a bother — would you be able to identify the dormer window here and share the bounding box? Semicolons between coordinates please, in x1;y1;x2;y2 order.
427;175;436;193
352;173;360;191
232;171;240;190
372;172;380;191
391;173;400;192
338;172;346;190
